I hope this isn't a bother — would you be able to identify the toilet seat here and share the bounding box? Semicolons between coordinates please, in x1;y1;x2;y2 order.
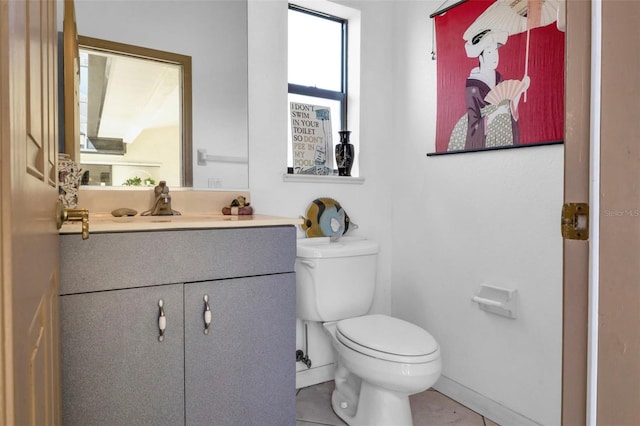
336;314;439;364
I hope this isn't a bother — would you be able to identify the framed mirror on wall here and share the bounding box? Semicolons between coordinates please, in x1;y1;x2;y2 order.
60;0;249;189
76;36;192;188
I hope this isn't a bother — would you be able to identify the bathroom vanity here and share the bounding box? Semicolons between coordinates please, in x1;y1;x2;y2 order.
59;221;297;425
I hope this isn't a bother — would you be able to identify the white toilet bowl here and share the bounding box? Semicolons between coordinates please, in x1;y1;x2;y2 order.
323;314;442;426
295;236;442;424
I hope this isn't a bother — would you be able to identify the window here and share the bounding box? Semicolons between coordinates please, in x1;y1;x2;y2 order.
288;4;348;175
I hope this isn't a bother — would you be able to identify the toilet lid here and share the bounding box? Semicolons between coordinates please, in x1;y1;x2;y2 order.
336;314;439;363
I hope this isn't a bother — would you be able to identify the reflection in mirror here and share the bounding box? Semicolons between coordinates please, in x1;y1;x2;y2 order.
77;36;192;187
66;0;249;189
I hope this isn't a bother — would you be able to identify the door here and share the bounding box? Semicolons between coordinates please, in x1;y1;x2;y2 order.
60;284;185;425
0;0;61;424
184;274;296;426
596;1;640;423
563;1;640;424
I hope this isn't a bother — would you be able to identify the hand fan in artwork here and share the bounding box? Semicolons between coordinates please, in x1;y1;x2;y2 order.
484;79;525;105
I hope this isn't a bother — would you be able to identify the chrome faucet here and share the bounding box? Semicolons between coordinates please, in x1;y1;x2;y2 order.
141;181;181;216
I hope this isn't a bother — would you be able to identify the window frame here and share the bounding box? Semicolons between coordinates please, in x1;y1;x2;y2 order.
288;4;348;131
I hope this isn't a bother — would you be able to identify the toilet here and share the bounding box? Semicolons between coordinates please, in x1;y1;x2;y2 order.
295;236;442;426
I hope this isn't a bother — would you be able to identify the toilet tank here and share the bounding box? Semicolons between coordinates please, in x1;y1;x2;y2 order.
295;236;379;322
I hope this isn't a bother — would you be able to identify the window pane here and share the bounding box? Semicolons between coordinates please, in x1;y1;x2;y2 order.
288;9;342;92
287;93;342;172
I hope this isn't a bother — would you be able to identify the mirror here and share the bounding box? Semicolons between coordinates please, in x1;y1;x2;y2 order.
62;0;249;189
77;36;192;188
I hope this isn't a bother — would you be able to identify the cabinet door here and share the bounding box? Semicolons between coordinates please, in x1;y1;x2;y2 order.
60;284;185;426
184;274;296;426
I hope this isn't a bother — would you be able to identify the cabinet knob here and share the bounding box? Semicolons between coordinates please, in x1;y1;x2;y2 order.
203;295;211;335
158;299;166;342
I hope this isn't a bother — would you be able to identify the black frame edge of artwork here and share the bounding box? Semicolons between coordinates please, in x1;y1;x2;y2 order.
426;140;564;157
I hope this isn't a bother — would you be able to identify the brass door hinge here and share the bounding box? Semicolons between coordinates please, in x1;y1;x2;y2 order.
561;202;589;240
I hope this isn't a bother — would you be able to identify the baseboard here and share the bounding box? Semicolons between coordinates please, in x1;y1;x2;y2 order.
296;363;335;389
433;375;542;426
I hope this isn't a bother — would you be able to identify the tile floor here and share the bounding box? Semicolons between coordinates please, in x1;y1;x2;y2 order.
296;381;500;426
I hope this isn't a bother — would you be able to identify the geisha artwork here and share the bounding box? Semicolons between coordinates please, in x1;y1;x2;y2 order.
432;0;565;153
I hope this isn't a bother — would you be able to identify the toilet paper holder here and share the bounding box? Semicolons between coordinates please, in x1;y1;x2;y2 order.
472;284;517;319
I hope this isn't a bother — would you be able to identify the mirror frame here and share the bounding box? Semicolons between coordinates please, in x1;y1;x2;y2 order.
63;23;193;186
63;0;80;162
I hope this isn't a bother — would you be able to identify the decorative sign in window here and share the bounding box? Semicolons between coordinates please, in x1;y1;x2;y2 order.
290;102;334;175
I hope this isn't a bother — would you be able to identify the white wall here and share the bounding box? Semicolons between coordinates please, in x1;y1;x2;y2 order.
247;0;395;315
247;0;396;382
248;0;563;424
389;2;563;425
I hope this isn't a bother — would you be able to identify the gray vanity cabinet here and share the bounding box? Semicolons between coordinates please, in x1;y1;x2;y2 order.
60;284;185;426
184;274;295;426
60;226;297;426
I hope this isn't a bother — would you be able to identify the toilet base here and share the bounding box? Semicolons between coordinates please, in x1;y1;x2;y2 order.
331;379;414;426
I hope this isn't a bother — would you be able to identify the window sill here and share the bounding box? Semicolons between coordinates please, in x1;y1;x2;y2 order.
282;173;365;185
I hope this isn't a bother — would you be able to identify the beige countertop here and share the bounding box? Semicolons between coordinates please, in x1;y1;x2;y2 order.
60;188;301;234
60;213;302;234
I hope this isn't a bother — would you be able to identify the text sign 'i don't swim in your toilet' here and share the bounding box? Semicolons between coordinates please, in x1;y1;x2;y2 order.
290;102;334;175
